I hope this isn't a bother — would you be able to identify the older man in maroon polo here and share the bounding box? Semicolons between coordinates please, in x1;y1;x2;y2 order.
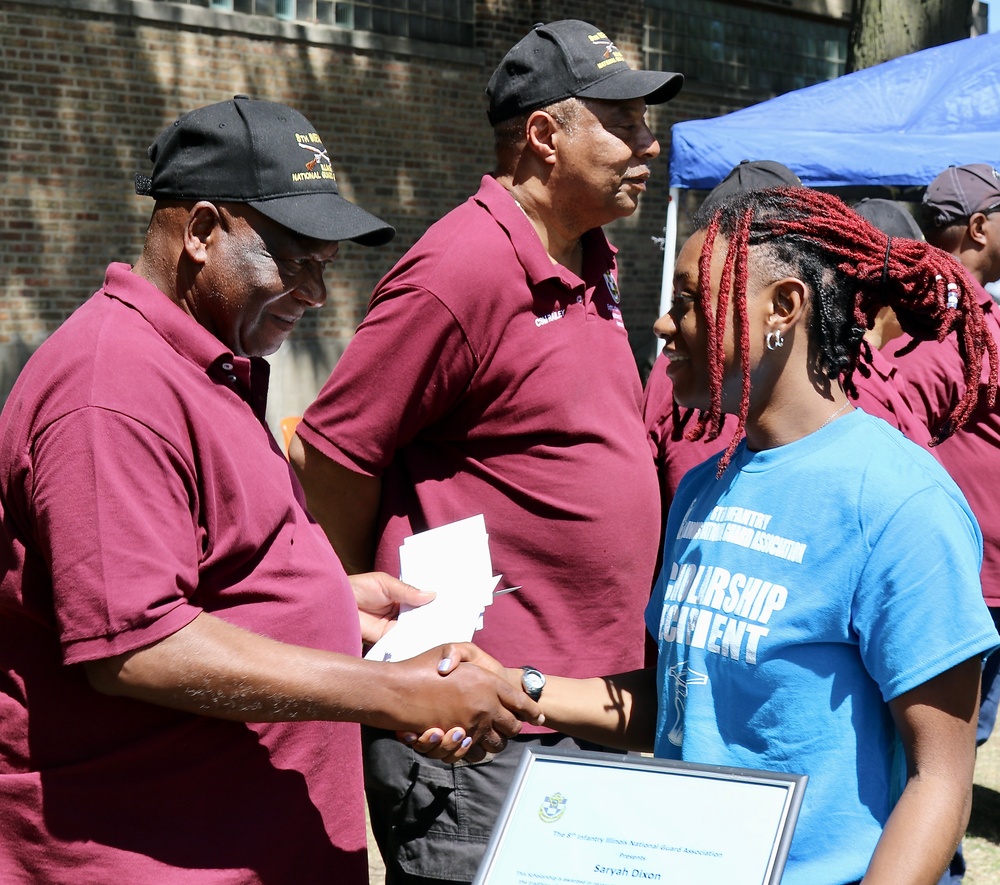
291;21;683;885
0;96;538;885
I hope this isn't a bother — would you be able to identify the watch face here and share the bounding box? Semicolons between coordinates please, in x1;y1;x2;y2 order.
523;672;544;691
521;668;545;699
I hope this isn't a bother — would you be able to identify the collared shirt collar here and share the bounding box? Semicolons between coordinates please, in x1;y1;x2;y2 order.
472;175;616;288
100;262;270;422
864;342;896;382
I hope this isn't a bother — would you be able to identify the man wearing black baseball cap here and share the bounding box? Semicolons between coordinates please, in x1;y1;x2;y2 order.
291;22;682;885
134;94;394;247
0;96;542;884
485;19;682;124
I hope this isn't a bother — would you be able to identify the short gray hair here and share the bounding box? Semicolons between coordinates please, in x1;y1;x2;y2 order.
492;97;582;169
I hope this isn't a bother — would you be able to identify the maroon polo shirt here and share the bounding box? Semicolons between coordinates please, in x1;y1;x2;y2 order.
853;344;936;454
0;264;368;883
642;351;734;515
892;273;1000;608
299;176;661;701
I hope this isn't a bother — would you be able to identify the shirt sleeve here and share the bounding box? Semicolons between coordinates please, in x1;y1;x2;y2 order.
299;286;476;476
31;406;203;664
853;484;996;702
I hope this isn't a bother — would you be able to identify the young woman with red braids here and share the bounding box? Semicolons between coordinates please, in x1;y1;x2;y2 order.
422;186;1000;885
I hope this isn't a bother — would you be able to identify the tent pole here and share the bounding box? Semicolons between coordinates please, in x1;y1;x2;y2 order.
656;186;680;356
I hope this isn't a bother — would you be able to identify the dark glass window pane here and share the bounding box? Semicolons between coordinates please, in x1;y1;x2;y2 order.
644;0;847;94
162;0;486;48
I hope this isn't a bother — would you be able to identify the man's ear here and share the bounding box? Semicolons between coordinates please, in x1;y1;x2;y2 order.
967;211;991;247
183;201;222;266
524;110;559;166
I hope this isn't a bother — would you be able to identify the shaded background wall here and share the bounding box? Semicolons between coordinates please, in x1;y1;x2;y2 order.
0;0;865;434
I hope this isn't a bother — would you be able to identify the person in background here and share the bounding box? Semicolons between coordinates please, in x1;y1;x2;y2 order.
427;184;1000;885
892;164;1000;885
699;158;803;215
289;20;682;885
847;197;935;451
643;159;801;535
0;96;540;885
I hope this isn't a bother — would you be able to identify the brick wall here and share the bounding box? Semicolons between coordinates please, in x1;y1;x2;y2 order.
0;0;749;425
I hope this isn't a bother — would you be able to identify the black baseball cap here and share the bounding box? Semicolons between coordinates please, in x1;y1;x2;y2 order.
700;160;801;214
135;95;394;246
853;198;923;240
486;20;683;126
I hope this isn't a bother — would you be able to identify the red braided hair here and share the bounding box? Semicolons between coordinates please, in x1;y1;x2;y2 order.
688;186;998;475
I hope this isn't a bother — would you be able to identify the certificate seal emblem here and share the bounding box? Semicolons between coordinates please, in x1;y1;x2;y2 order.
538;792;567;823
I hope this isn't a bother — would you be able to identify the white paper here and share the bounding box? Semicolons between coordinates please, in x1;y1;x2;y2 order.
364;514;502;662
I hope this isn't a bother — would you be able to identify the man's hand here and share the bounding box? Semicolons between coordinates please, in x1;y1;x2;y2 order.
395;643;537;760
381;643;543;755
349;571;434;645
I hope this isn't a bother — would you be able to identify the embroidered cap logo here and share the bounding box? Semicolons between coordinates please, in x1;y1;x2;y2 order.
588;31;626;70
291;132;336;184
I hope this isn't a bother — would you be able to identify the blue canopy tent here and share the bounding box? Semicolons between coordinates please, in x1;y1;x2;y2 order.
659;31;1000;317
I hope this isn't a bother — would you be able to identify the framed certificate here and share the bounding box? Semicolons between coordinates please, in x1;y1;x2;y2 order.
474;748;807;885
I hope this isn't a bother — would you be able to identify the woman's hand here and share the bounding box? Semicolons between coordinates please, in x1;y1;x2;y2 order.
399;726;488;763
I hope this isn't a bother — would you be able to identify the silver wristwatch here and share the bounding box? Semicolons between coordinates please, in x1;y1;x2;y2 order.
520;666;546;701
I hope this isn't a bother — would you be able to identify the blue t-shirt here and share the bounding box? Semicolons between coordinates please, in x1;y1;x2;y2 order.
646;410;1000;885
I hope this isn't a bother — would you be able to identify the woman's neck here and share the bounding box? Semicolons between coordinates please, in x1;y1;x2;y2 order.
745;386;853;451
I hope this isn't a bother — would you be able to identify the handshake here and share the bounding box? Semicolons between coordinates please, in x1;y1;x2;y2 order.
375;641;545;765
352;518;545;763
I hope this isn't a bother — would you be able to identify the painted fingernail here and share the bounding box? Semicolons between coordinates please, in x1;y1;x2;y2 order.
450;729;465;742
428;732;442;744
437;658;452;673
402;733;418;743
461;736;473;749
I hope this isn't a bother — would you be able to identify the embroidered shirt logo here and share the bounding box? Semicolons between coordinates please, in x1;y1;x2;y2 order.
536;308;567;327
292;133;336;182
588;31;626;70
604;271;621;304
